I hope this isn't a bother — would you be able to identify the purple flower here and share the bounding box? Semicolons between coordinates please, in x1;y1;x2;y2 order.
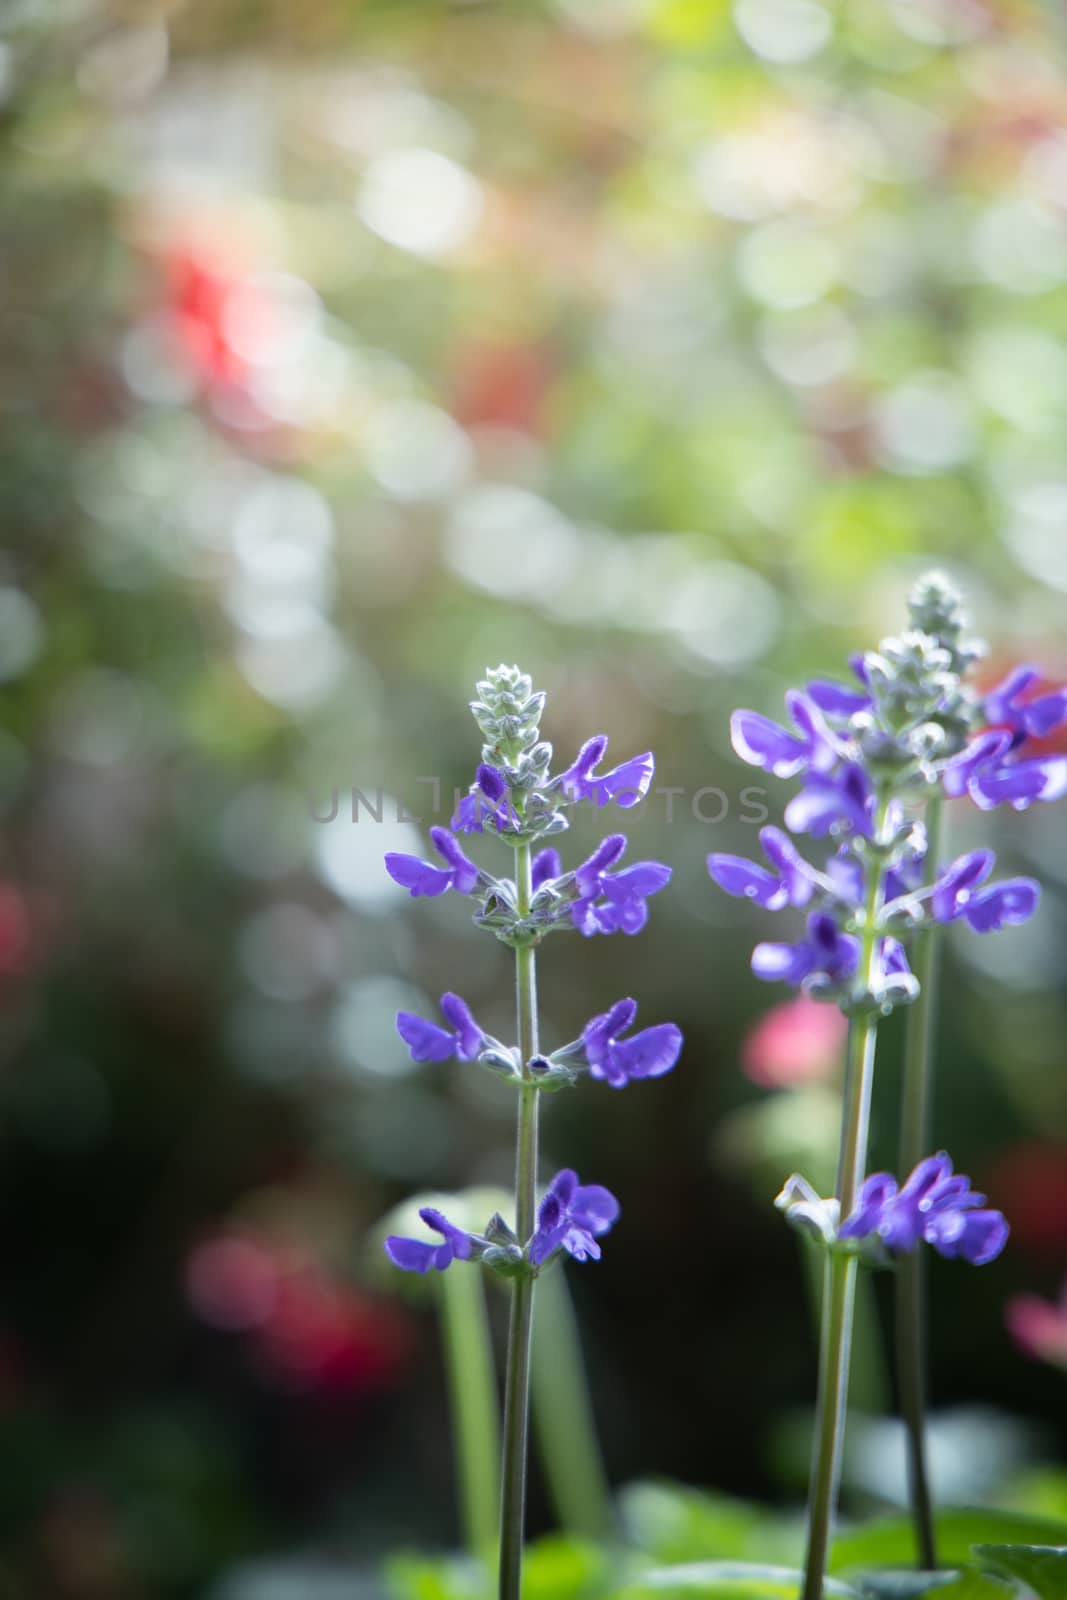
571;835;671;936
752;912;860;987
385;827;480;897
970;758;1067;812
929;850;1039;932
806;678;872;717
730;691;843;779
385;1206;475;1273
984;665;1067;743
939;725;1067;813
784;763;874;839
839;1152;1009;1266
396;993;486;1062
580;998;683;1088
532;847;562;890
558;736;654;808
528;1169;620;1265
451;764;515;834
707;826;818;911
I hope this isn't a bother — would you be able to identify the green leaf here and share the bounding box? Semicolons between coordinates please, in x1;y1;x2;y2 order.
830;1511;1067;1575
855;1573;962;1598
620;1482;767;1562
973;1544;1067;1599
855;1574;1011;1600
524;1536;612;1600
614;1560;862;1600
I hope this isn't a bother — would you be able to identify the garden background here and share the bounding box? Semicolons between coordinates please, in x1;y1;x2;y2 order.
2;0;1067;1594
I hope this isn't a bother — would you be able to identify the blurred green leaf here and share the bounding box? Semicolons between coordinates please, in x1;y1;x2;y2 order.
831;1512;1067;1575
614;1560;861;1600
972;1545;1067;1599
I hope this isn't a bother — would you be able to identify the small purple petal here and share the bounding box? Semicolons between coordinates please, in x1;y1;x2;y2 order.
707;853;789;910
805;679;871;716
532;847;563;890
606;1022;682;1083
574;834;628;897
760;827;819;906
477;763;506;801
930;849;995;922
752;940;815;985
385;853;455;897
439;992;486;1059
599;861;672;902
384;1236;449;1273
963;878;1040;933
419;1206;474;1261
430;827;479;893
730;710;808;778
954;1209;1010;1265
396;1010;459;1062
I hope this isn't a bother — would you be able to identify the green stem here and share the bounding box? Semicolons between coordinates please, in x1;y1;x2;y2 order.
532;1265;613;1541
802;797;891;1600
499;843;540;1600
440;1263;502;1563
895;794;943;1570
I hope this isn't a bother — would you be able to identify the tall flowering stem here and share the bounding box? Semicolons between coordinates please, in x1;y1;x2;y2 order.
803;794;891;1600
381;665;681;1600
499;837;540;1600
894;792;943;1571
709;572;1057;1592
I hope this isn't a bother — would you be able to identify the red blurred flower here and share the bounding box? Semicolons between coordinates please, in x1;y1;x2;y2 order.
185;1229;413;1395
452;342;553;437
741;994;847;1090
0;884;31;978
990;1142;1067;1257
1006;1278;1067;1371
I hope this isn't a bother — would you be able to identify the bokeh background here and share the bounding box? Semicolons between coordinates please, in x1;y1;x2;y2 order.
2;0;1067;1593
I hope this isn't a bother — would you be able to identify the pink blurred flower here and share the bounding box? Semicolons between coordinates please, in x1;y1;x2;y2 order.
741;994;847;1089
1006;1278;1067;1371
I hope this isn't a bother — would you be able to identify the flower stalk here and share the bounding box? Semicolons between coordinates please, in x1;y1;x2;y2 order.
381;664;680;1595
894;793;943;1570
499;840;541;1600
439;1261;502;1563
802;796;890;1600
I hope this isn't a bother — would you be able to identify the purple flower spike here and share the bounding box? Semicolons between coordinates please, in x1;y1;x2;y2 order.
529;1169;620;1266
386;826;480;897
396;992;486;1062
558;736;654;808
581;998;683;1088
839;1152;1009;1266
385;1206;475;1274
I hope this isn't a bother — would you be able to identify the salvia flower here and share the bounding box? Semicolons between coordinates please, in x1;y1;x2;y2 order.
396;993;488;1063
927;850;1039;932
556;736;654;809
451;763;517;834
385;826;480;898
839;1152;1009;1266
385;1207;476;1274
528;1169;620;1265
570;835;672;937
579;998;683;1088
385;1170;619;1276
